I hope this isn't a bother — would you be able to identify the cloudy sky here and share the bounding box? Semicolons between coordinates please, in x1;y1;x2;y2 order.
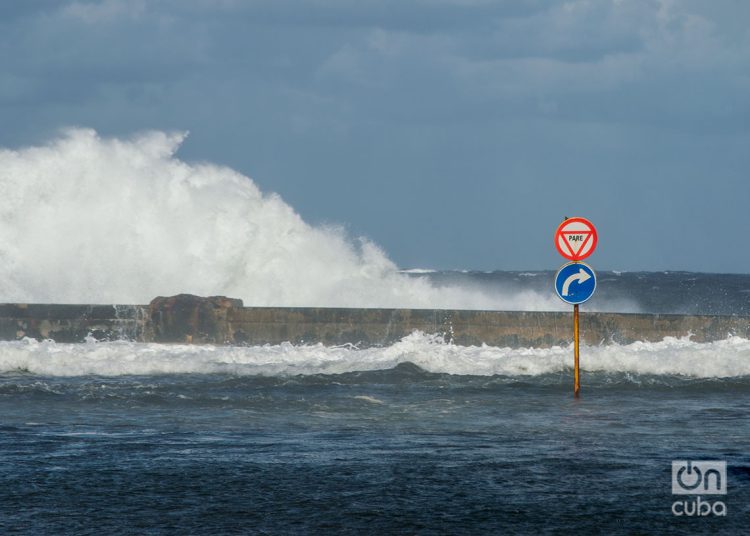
1;0;748;272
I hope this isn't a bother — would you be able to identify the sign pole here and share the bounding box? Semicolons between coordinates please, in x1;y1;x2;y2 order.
554;216;597;399
573;303;581;398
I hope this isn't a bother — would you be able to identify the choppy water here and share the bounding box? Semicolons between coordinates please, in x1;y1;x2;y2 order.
419;269;750;316
1;312;750;534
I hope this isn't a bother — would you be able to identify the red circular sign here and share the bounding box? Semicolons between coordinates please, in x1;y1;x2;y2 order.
554;217;598;261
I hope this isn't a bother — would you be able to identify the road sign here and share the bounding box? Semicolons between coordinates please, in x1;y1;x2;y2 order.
555;217;597;261
555;262;596;305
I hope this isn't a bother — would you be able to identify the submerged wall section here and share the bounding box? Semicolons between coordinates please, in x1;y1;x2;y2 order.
1;295;749;348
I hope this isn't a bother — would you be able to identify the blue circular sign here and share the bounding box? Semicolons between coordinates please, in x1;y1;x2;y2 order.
554;262;596;305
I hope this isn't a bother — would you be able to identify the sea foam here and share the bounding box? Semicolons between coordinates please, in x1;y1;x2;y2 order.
0;129;564;310
1;334;749;378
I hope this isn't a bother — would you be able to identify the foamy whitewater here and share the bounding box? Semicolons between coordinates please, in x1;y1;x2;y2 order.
0;129;563;310
2;334;750;379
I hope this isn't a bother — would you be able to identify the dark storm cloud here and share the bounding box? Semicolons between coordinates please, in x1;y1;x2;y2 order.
0;0;748;271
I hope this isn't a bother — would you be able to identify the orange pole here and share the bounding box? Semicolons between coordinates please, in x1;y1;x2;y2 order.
574;303;580;398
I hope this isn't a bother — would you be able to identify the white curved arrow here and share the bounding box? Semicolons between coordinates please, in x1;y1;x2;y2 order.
562;268;592;296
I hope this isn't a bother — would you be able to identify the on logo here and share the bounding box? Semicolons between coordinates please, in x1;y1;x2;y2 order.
671;460;727;517
672;461;726;495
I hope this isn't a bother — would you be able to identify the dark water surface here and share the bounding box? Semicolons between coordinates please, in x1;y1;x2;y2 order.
1;368;749;534
423;270;750;315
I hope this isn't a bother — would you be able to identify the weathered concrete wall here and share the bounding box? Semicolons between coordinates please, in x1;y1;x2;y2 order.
1;295;749;348
147;295;243;344
225;307;750;347
0;303;146;342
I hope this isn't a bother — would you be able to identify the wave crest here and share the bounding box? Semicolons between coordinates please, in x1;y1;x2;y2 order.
2;334;749;379
0;129;562;310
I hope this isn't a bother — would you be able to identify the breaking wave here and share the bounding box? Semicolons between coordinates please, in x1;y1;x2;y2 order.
0;128;565;310
1;334;749;378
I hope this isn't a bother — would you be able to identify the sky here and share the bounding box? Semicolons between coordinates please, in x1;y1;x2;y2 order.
0;0;748;273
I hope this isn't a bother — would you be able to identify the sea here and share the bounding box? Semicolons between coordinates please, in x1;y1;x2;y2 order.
0;270;749;535
1;131;749;533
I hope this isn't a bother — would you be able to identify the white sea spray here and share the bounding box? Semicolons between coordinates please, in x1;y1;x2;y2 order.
0;129;565;311
1;334;748;378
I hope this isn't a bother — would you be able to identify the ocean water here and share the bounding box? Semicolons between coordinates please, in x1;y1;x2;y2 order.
1;131;749;533
1;293;749;534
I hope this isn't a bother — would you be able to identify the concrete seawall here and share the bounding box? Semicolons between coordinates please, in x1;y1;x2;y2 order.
1;295;749;348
